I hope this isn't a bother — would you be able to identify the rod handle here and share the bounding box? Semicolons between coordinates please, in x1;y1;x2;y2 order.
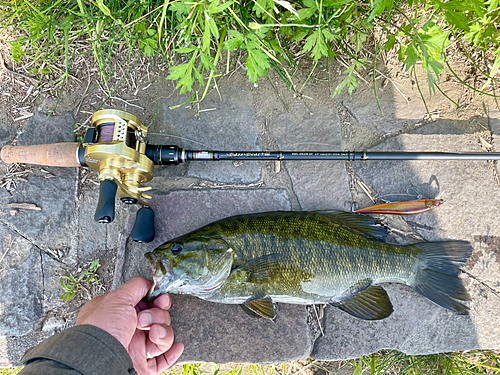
1;143;83;167
131;207;155;243
94;179;117;223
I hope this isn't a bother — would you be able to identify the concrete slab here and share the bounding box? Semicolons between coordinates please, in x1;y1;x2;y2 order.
157;82;262;184
271;101;351;211
0;225;42;337
312;120;500;360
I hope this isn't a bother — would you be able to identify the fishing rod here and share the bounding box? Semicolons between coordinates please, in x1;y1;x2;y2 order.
2;109;500;243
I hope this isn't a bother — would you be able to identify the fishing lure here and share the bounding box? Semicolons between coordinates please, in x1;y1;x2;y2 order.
355;199;445;215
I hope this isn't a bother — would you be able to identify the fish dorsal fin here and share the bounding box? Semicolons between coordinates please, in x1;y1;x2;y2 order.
331;285;394;320
316;211;388;242
242;296;277;321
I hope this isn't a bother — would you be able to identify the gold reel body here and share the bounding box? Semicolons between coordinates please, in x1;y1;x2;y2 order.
85;109;154;207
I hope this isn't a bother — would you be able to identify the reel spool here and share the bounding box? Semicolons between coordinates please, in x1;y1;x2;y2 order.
83;109;155;242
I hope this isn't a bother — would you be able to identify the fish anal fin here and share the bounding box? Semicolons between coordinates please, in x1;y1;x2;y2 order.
243;296;278;321
331;285;394;320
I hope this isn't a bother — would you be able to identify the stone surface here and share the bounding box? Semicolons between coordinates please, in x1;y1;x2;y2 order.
311;121;500;360
490;106;500;153
312;284;478;360
170;296;310;364
17;110;76;145
271;102;351;211
0;225;43;337
0;112;16;148
157;84;262;184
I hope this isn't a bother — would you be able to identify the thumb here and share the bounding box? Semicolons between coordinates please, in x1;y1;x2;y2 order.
113;277;153;306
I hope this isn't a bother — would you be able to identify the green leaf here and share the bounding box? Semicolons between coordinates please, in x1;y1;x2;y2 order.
323;0;352;7
486;0;500;12
302;30;319;54
203;18;212;52
404;43;418;71
245;41;270;83
444;10;469;31
208;0;234;14
208;17;219;39
10;40;24;64
302;29;329;61
368;0;394;22
384;34;396;50
290;4;317;20
201;53;216;70
175;47;198;53
419;23;449;53
292;29;310;43
223;30;244;50
96;0;112;17
168;51;199;93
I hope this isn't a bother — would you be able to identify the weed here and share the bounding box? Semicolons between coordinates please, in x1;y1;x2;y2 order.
0;369;22;375
1;0;499;106
60;259;101;301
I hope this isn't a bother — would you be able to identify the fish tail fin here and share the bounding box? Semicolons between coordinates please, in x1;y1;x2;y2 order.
410;241;473;315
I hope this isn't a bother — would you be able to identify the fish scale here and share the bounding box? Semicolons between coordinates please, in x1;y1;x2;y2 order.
146;211;472;320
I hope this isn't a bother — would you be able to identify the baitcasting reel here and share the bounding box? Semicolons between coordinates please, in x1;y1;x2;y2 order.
83;110;156;243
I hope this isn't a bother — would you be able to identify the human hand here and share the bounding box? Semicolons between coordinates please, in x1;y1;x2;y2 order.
76;277;184;374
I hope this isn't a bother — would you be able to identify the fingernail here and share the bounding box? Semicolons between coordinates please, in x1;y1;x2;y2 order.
139;312;152;327
157;325;167;339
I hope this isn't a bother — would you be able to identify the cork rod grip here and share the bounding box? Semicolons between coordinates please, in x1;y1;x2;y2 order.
1;143;82;167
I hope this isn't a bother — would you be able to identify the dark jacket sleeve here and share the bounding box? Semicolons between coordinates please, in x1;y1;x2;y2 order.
19;324;137;375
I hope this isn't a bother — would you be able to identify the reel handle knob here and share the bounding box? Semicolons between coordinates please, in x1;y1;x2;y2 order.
131;207;155;243
94;179;117;223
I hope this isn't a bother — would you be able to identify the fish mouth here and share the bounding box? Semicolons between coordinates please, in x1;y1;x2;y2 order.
145;252;173;302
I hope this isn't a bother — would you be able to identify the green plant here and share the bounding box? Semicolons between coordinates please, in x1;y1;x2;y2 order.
1;0;499;106
60;259;101;301
0;368;22;375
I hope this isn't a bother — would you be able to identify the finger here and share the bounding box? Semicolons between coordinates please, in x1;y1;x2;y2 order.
136;300;149;313
114;277;153;306
149;293;172;310
144;324;174;357
137;308;171;329
154;342;185;373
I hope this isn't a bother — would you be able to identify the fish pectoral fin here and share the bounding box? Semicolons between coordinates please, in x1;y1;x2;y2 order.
235;254;285;283
242;296;278;321
331;285;394;320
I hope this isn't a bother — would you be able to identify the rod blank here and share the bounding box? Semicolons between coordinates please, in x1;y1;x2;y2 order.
145;145;500;165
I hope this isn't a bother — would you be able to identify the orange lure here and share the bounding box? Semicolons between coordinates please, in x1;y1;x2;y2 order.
355;199;445;215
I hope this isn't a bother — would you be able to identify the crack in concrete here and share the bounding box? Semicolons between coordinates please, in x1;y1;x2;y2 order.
0;218;66;266
39;247;45;317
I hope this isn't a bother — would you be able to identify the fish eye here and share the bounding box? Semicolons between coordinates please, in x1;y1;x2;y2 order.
172;244;183;255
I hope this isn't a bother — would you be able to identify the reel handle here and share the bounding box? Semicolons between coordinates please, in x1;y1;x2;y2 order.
131;207;155;243
94;179;117;223
0;143;84;167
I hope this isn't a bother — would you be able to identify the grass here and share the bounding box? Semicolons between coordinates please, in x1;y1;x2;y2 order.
2;350;500;374
60;259;101;301
0;368;22;375
165;351;500;375
0;0;499;108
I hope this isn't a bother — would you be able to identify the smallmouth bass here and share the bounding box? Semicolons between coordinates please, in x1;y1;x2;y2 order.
145;211;472;321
